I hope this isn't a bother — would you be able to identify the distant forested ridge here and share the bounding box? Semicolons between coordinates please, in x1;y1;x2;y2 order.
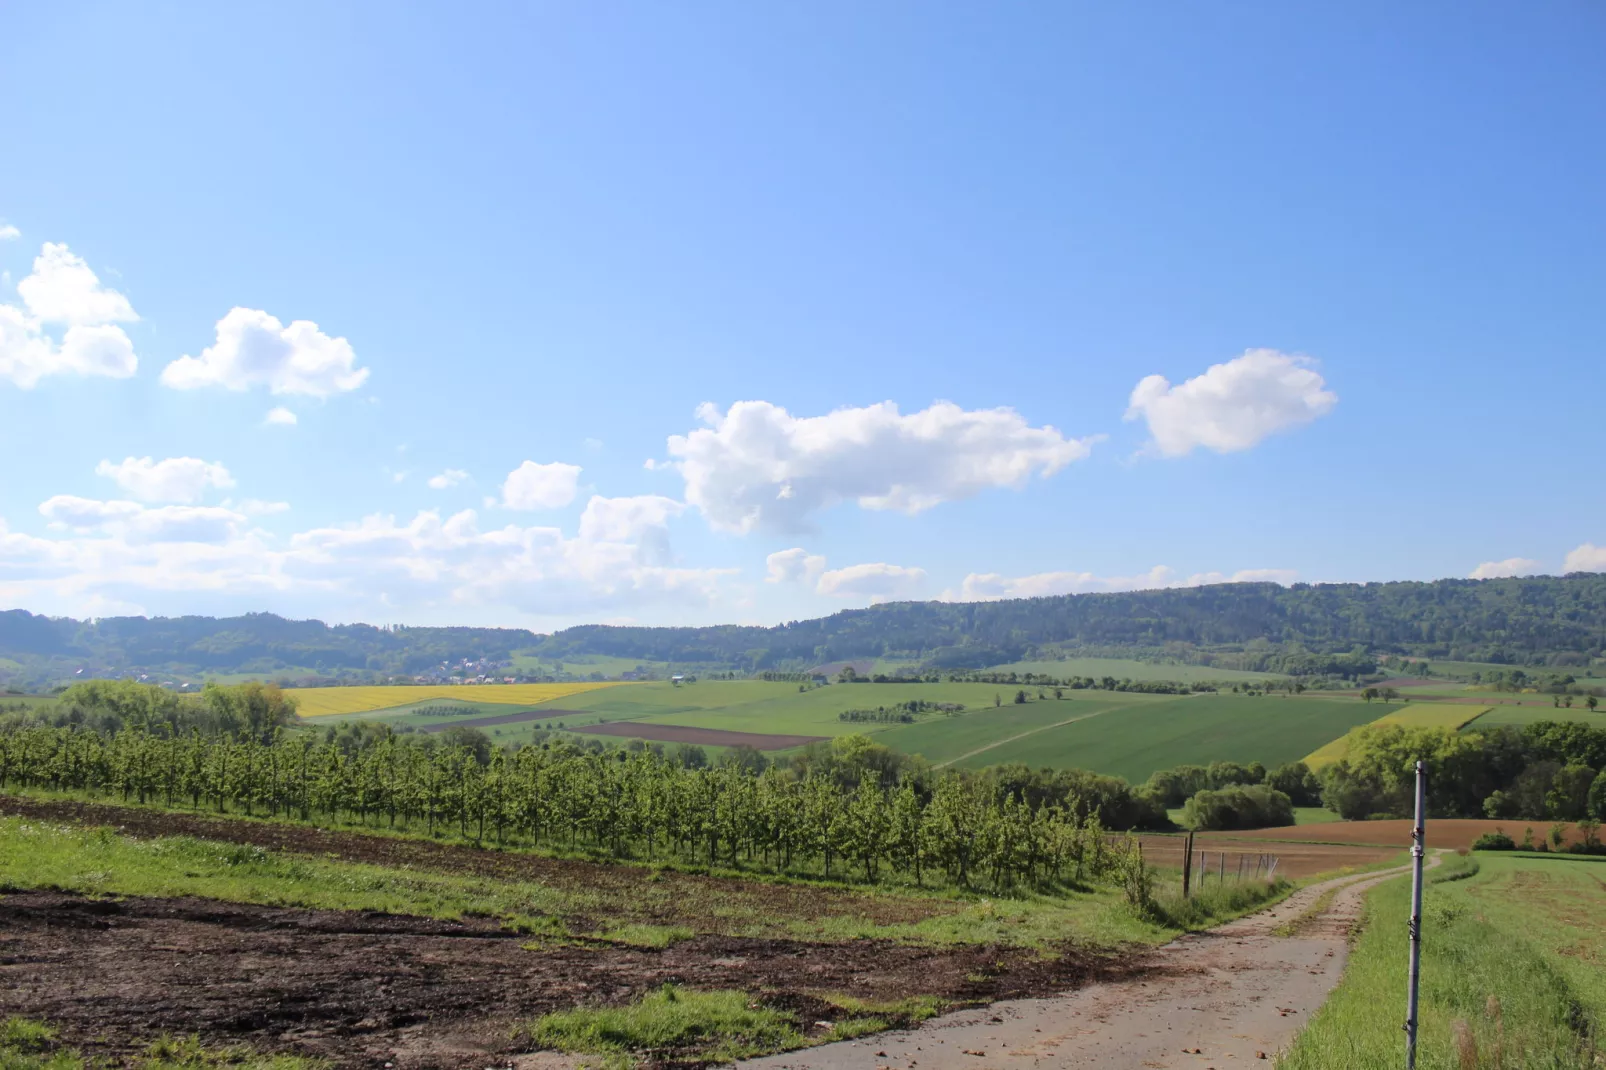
536;574;1606;669
0;611;532;684
1;573;1602;686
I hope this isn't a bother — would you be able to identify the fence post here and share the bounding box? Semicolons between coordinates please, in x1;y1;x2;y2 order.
1182;830;1195;898
1405;759;1427;1069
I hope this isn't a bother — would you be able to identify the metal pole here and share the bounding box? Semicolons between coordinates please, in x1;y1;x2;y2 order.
1405;759;1426;1069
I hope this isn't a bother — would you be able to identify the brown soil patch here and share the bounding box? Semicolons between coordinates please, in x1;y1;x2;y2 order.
416;708;583;732
1133;836;1397;879
0;890;1145;1070
1212;818;1591;852
573;722;827;750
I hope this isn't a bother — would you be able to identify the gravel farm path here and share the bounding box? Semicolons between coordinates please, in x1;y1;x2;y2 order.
741;854;1443;1070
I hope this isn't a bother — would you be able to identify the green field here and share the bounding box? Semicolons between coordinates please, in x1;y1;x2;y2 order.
872;693;1163;767
0;693;56;707
310;680;1050;748
303;681;1393;782
305;695;596;745
553;680;1087;745
1305;704;1487;768
972;657;1286;683
942;695;1388;784
509;652;677;677
1473;703;1606;730
1412;658;1606;683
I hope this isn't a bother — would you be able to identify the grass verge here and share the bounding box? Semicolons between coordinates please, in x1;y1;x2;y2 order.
1279;854;1601;1068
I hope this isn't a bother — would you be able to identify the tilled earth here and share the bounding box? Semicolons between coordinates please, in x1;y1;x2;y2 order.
0;797;1153;1068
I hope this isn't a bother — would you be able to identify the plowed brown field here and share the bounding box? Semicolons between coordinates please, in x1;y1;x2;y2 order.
1210;818;1592;852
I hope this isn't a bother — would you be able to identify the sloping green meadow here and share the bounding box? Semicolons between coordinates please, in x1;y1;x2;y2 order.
301;681;1383;784
942;695;1384;783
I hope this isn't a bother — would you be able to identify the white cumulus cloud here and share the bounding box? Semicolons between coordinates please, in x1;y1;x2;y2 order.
264;406;298;427
427;469;469;490
815;561;926;602
39;495;145;530
1564;544;1606;573
766;547;827;584
17;243;138;326
236;499;290;517
662;399;1096;534
161;307;369;397
95;456;235;503
38;495;246;545
1469;557;1541;580
1125;349;1337;457
2;493;734;622
0;224;19;241
501;461;582;510
951;565;1297;601
577;495;685;542
0;243;139;388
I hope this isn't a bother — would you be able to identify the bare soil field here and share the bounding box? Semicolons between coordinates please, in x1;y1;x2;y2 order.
573;722;828;750
0;891;1146;1069
1133;835;1397;879
416;708;583;732
1216;818;1592;852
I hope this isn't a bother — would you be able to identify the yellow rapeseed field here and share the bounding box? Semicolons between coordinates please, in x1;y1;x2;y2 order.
1303;704;1491;769
288;682;624;717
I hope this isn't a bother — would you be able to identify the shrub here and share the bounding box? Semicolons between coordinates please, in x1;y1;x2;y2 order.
1182;784;1294;830
1470;830;1515;851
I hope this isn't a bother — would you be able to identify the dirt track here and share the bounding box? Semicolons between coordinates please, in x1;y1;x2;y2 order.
740;857;1439;1070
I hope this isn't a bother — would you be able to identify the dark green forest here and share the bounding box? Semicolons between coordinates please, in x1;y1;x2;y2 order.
2;573;1603;687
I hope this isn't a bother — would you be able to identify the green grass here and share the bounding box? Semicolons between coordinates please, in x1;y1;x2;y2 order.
1293;806;1342;825
0;817;577;924
0;1019;322;1070
1281;854;1604;1069
1460;854;1606;1018
524;984;809;1064
944;695;1385;784
592;923;696;949
977;656;1286;683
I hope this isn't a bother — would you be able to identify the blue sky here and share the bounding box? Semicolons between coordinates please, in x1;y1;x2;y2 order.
1;2;1602;630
